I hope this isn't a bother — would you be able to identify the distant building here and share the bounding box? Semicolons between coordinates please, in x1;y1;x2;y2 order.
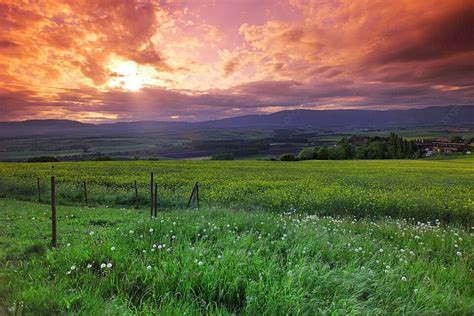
349;136;369;146
447;128;470;133
431;142;467;153
415;138;467;153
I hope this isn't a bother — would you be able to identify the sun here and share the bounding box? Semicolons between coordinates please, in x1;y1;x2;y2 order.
106;59;156;91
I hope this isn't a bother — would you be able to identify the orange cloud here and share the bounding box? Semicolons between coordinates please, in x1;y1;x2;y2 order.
0;0;472;122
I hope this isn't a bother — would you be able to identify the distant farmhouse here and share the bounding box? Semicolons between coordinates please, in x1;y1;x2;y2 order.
348;136;370;146
415;138;468;154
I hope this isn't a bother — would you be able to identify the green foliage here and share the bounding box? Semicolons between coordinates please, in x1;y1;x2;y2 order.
297;148;314;160
310;133;420;160
337;137;354;159
317;147;329;159
366;142;387;159
279;153;297;161
1;200;472;314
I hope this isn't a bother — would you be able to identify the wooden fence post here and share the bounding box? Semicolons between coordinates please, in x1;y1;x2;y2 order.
154;183;158;217
37;177;41;202
196;182;199;209
134;180;139;209
150;172;154;217
51;176;57;248
187;183;200;208
83;180;88;205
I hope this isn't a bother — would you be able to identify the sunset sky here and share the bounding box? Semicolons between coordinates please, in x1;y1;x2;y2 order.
0;0;473;122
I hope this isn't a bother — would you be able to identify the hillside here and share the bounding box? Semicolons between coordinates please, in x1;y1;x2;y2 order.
1;106;473;138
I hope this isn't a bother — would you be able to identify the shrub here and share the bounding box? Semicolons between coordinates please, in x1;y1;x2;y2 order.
317;147;329;160
279;153;297;161
297;148;314;160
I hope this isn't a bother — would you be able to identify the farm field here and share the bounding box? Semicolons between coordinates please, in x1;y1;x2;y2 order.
1;199;473;314
0;156;473;224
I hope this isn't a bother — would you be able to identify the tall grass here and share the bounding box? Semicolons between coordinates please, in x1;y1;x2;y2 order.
1;200;472;314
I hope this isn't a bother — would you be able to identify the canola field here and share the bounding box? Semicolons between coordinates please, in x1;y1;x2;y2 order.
0;156;473;224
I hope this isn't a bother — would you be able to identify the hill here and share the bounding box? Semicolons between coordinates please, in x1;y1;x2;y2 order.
0;106;473;138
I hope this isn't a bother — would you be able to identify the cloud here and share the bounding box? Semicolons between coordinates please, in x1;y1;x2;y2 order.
0;0;472;122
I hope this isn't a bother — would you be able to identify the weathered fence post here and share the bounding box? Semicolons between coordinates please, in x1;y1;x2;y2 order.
51;176;57;248
196;182;200;209
150;172;154;217
83;180;88;205
134;180;139;209
154;183;158;217
37;177;41;202
187;183;195;208
187;182;200;208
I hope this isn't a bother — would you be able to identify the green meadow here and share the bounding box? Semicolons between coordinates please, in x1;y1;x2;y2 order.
0;157;473;314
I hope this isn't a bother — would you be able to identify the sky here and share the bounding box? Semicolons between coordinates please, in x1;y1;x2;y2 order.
0;0;473;122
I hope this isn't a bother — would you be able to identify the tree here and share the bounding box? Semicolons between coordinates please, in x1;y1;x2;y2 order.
317;147;329;160
355;147;368;159
366;142;386;159
328;146;344;160
297;148;314;160
313;147;319;159
280;153;297;161
337;137;354;159
451;136;463;143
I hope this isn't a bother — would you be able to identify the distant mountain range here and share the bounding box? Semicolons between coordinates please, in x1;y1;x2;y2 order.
1;105;473;138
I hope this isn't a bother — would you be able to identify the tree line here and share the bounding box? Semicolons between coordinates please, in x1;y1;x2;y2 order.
282;133;422;161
